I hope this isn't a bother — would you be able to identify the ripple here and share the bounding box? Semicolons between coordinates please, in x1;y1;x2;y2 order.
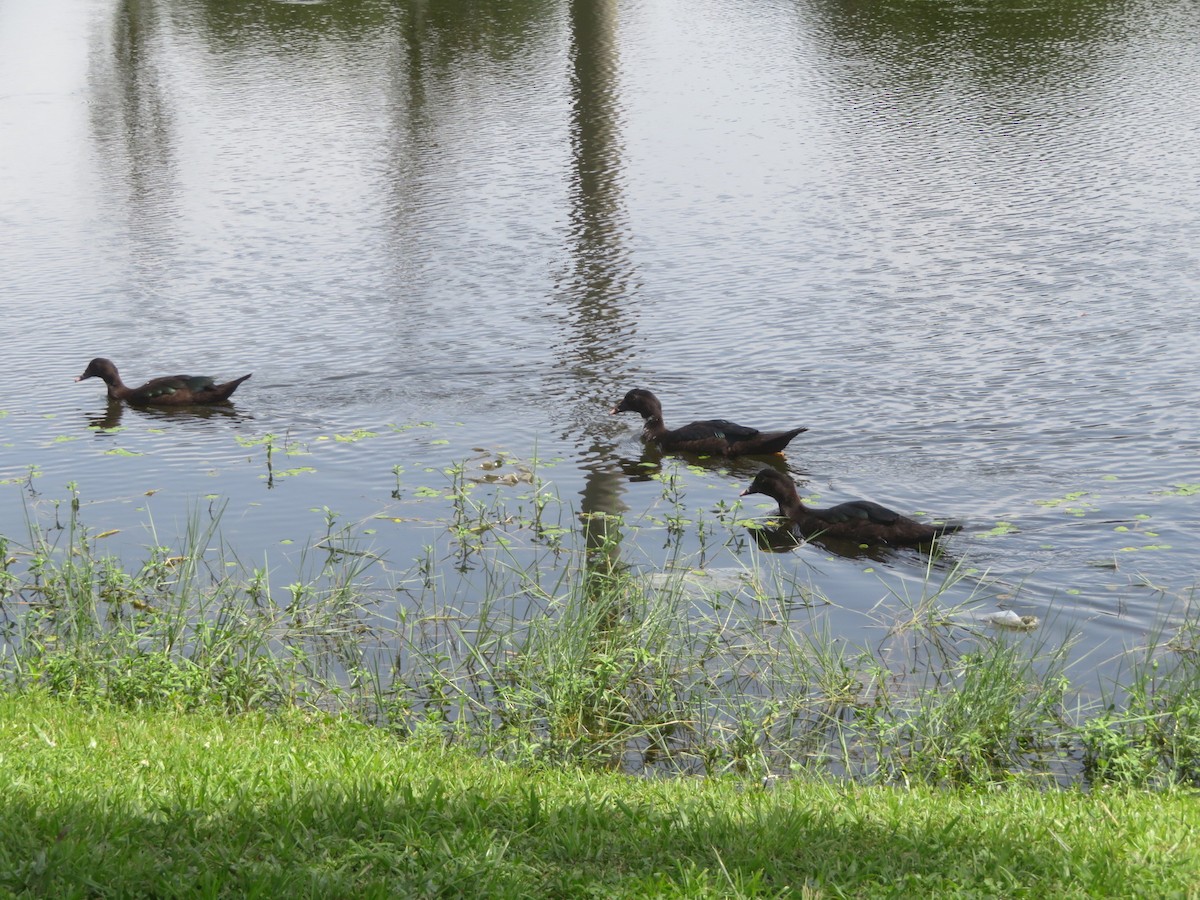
2;0;1199;682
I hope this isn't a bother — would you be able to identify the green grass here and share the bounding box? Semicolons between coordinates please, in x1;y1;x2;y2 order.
1;693;1197;898
4;477;1200;789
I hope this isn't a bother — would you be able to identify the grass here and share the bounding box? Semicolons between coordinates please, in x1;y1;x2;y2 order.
2;473;1200;792
4;472;1200;894
3;693;1199;898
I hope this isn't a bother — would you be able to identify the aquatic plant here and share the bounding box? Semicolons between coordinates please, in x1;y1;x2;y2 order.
1;472;1199;788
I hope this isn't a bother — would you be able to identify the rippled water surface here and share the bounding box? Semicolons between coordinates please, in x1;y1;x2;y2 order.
3;0;1200;675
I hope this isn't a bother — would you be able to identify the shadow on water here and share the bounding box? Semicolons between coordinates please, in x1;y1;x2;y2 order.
615;445;796;484
85;399;252;432
747;519;962;567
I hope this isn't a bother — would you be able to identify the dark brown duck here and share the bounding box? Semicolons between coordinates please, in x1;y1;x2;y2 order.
611;389;807;457
739;467;961;546
75;358;251;406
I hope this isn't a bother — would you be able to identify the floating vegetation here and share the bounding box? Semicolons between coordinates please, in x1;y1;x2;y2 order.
981;521;1019;537
0;465;42;487
321;429;380;443
1158;483;1200;497
466;449;535;485
103;448;143;457
1034;491;1099;516
269;466;317;479
387;421;435;432
235;432;314;486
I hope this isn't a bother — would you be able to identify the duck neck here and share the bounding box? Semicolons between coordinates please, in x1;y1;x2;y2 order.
776;491;808;521
641;414;668;440
101;371;129;401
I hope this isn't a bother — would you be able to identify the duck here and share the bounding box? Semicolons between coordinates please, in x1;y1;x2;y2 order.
75;358;251;406
611;389;807;457
739;467;961;546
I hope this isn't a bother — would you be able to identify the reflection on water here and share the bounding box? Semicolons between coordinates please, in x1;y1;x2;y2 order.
85;399;252;433
2;0;1200;682
564;0;634;575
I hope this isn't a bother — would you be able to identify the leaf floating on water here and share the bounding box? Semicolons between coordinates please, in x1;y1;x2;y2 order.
334;429;379;443
144;489;159;496
981;521;1019;537
275;467;316;478
415;487;442;498
104;448;143;457
235;434;274;447
52;435;78;444
430;439;450;446
482;472;530;486
1034;491;1091;508
1157;483;1200;497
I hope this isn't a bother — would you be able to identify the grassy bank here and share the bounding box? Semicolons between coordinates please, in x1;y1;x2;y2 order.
2;693;1198;898
3;478;1200;789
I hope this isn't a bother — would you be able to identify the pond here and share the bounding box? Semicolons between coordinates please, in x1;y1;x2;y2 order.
3;0;1200;695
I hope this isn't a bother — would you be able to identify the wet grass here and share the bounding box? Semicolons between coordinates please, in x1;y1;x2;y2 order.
3;473;1200;792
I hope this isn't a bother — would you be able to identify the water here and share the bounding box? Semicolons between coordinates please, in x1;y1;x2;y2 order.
3;0;1200;680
